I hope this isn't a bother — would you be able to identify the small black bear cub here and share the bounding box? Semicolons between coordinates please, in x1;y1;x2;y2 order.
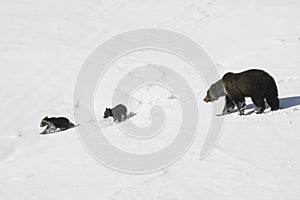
204;69;280;115
103;104;127;122
40;116;75;134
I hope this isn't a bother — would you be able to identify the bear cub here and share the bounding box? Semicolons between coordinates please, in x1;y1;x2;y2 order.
204;69;280;115
103;104;127;122
40;116;75;134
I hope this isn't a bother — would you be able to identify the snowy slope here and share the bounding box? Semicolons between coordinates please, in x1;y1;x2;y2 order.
0;0;300;199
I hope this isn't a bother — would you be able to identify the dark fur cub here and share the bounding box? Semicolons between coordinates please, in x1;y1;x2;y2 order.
40;116;74;134
103;104;127;122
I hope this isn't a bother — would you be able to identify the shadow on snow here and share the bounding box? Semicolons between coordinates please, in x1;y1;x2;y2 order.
223;95;300;115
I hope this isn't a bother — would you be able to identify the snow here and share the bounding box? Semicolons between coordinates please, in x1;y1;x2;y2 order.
0;0;300;199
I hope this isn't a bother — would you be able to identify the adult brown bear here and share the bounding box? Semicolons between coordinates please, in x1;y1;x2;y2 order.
203;69;280;115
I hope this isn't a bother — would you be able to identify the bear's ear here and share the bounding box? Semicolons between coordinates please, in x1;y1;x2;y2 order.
106;108;108;111
45;116;48;119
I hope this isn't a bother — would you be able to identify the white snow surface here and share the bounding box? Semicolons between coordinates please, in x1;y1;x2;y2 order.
1;0;300;199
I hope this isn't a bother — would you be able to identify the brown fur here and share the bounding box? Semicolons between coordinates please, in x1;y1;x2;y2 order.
204;69;280;115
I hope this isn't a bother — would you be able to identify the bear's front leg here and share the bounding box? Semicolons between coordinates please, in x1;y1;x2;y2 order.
113;115;122;123
117;116;122;123
222;95;235;114
41;125;52;134
41;129;49;134
48;124;57;133
236;101;246;115
228;94;246;115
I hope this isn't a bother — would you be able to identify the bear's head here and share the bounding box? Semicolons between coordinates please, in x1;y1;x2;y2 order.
40;116;49;127
103;108;113;118
203;79;226;103
203;90;213;102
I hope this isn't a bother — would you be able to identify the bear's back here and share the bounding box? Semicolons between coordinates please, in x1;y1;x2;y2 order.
112;104;127;115
51;117;70;127
222;69;277;97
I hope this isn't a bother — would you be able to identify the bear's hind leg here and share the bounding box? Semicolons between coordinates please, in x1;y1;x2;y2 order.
265;95;280;111
60;126;68;131
251;96;266;114
68;123;75;128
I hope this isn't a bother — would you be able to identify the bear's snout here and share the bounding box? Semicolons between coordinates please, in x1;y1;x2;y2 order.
203;95;211;103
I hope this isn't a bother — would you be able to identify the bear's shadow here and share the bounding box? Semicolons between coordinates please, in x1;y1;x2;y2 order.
225;95;300;115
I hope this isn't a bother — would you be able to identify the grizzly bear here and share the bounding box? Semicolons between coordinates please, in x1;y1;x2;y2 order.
203;69;280;115
40;116;75;134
